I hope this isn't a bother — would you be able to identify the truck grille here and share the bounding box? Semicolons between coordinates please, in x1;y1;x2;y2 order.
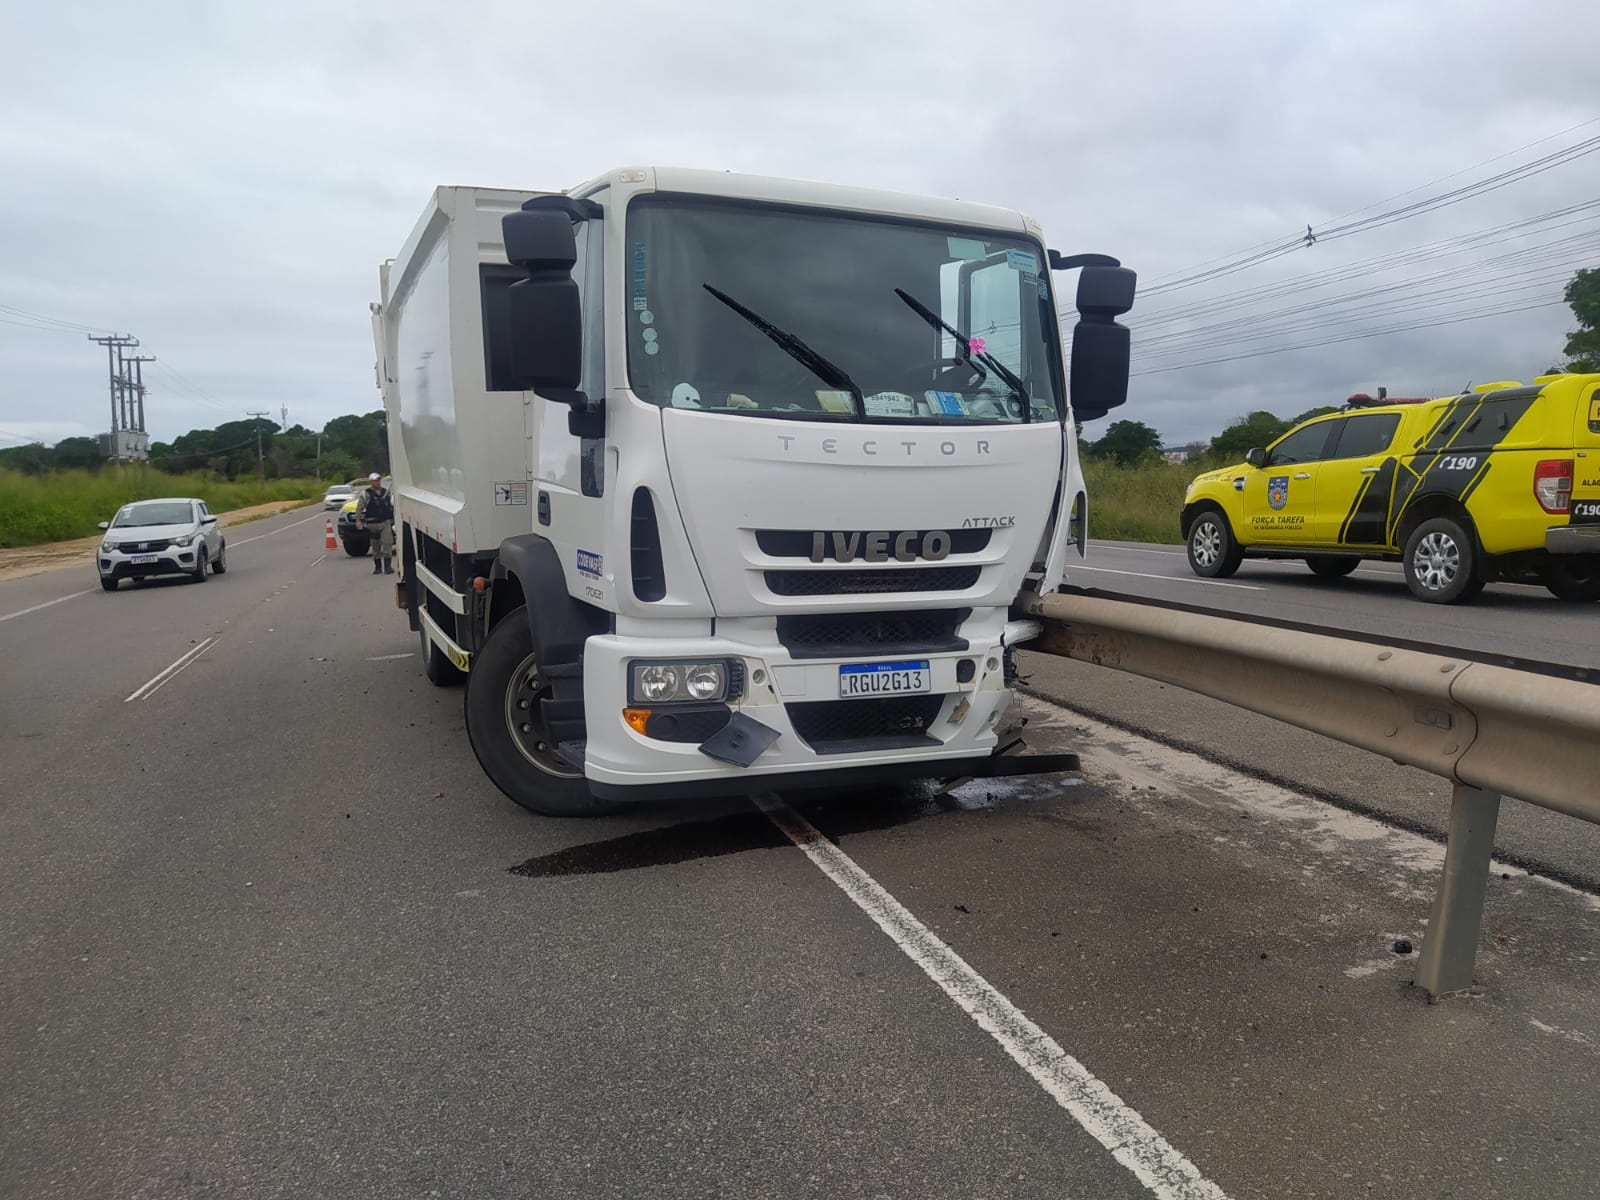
764;566;981;596
756;528;992;559
786;694;946;754
776;609;970;660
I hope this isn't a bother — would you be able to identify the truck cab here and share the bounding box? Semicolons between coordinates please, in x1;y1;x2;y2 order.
373;169;1133;814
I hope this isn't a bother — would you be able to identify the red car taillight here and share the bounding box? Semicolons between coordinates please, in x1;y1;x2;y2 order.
1533;459;1573;514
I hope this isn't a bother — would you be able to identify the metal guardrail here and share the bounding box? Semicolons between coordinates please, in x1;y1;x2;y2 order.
1022;591;1600;998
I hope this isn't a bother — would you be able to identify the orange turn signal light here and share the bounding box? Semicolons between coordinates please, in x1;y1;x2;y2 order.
623;707;652;734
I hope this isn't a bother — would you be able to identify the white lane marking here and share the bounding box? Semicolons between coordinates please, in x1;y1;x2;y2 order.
366;652;415;661
310;553;327;567
231;510;325;547
1071;565;1267;591
0;588;97;624
755;795;1230;1200
1094;544;1183;556
125;637;218;702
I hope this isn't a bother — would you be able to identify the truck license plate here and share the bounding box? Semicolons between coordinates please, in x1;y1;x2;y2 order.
838;660;931;699
131;555;159;564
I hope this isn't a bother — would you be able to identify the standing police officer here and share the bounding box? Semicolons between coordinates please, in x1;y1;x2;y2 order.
355;472;395;574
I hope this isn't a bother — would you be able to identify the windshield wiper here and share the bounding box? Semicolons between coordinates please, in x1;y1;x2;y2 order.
893;287;1033;423
703;284;863;419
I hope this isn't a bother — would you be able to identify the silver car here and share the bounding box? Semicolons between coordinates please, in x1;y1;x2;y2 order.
97;497;227;591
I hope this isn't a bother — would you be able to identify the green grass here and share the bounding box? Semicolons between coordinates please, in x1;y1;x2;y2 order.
1081;457;1197;545
0;468;322;548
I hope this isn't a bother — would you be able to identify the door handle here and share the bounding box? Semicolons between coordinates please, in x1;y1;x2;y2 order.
1360;466;1381;474
1293;472;1312;480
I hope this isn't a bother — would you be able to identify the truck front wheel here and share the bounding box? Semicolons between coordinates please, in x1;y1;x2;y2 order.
464;609;612;816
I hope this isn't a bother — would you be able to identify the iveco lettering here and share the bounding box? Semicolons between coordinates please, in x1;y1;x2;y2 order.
371;169;1134;814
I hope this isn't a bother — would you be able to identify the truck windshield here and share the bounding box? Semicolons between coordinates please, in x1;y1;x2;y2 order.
625;195;1064;423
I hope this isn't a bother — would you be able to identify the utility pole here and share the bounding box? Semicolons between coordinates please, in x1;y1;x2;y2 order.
126;354;156;444
315;429;323;483
245;410;270;488
88;334;138;464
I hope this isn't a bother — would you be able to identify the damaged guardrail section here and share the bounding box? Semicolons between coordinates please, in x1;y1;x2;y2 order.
1022;591;1600;997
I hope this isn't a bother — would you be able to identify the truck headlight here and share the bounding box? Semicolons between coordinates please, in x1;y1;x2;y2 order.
636;664;681;701
101;542;117;554
629;660;739;704
171;533;196;547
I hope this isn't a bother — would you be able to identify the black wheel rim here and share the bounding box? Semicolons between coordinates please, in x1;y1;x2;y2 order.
503;650;581;779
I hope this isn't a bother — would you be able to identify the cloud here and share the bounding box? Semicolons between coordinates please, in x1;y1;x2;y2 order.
1;0;1597;447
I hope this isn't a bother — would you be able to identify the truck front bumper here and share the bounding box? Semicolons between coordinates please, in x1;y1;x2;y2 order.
579;618;1020;802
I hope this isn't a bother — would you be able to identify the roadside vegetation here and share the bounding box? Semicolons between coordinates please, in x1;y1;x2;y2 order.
0;468;321;547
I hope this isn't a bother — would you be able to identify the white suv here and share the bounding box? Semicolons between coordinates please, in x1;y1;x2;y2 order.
97;498;227;591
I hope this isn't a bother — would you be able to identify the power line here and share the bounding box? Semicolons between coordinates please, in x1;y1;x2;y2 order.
1140;115;1600;288
1130;297;1566;377
1139;126;1600;298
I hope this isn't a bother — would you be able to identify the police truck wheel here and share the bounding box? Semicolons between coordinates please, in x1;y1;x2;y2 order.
1187;510;1243;578
190;548;209;583
1306;556;1358;578
1539;556;1600;602
99;576;118;592
464;609;612;816
421;625;466;687
1403;517;1477;604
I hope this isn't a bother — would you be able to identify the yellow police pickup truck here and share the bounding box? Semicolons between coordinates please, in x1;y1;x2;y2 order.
1180;374;1600;603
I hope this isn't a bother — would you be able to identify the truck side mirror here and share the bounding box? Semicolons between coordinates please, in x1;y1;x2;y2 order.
1067;262;1136;424
1245;448;1267;468
501;209;593;432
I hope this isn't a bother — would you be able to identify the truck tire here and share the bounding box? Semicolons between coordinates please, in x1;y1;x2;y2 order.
1306;556;1358;578
421;625;466;686
343;537;370;557
1402;516;1478;604
1539;556;1600;602
464;608;612;816
1187;509;1243;578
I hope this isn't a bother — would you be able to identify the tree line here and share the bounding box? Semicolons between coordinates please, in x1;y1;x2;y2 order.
0;411;389;481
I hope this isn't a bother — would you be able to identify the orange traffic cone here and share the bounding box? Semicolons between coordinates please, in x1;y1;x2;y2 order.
324;517;338;551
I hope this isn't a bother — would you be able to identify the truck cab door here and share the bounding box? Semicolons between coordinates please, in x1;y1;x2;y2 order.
1038;256;1135;592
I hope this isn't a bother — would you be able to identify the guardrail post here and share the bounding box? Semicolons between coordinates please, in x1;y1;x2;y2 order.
1414;784;1502;999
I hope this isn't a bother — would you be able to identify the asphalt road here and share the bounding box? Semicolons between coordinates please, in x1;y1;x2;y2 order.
4;506;1598;1199
1073;541;1599;674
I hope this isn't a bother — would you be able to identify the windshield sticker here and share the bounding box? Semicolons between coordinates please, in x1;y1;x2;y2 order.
967;336;987;355
632;241;648;311
1022;271;1041;287
864;391;916;418
670;383;702;408
639;309;654;325
644;342;660;355
1006;248;1039;274
926;390;969;417
946;237;988;261
815;389;855;414
1268;476;1290;510
642;328;658;344
577;550;603;578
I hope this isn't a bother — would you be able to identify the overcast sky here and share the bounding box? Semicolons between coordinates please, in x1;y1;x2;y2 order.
2;0;1597;451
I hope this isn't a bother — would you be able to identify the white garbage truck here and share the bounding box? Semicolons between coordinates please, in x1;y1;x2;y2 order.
370;168;1134;815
